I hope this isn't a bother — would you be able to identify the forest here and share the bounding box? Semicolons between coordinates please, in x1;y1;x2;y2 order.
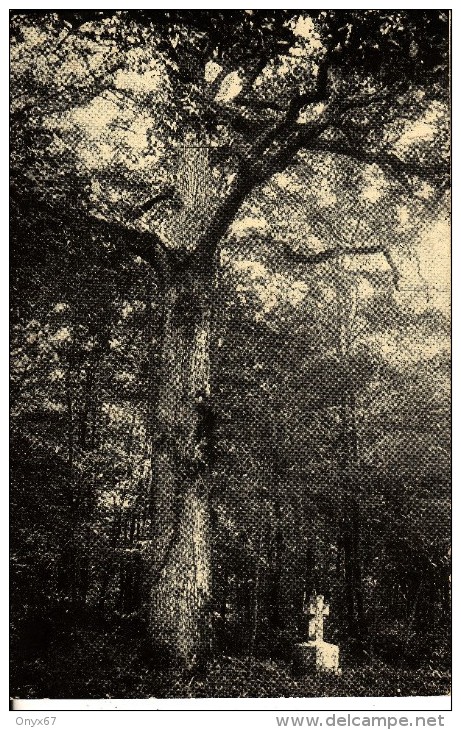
10;10;450;699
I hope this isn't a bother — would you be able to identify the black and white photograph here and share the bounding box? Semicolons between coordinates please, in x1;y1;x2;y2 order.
10;8;451;704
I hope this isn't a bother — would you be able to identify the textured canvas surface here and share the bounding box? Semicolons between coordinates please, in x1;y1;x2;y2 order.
10;10;450;701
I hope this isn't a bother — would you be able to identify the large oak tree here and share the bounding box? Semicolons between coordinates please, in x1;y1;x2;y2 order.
10;9;449;668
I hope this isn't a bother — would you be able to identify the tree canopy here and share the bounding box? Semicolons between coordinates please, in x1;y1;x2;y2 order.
11;10;449;265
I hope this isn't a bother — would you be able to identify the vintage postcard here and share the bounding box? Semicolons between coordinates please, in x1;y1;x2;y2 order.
10;8;451;709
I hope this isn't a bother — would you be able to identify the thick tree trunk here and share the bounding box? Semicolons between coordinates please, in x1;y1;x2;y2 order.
148;270;214;669
147;135;234;667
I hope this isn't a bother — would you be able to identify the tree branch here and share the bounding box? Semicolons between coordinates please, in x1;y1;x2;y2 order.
297;129;449;191
249;89;330;163
220;56;332;166
126;186;183;219
193;93;445;272
10;177;173;284
274;239;400;288
245;62;448;193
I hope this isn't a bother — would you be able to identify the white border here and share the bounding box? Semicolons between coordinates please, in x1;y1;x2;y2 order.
4;1;457;724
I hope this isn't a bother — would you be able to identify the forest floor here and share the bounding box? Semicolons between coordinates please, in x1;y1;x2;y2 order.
11;624;451;700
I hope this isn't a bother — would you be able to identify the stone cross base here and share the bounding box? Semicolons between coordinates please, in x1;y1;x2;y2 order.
292;640;340;676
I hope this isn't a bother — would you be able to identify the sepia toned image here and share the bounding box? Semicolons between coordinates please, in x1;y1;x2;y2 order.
10;9;450;701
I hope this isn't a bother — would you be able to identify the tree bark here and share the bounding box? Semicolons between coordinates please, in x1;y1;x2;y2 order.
148;268;214;669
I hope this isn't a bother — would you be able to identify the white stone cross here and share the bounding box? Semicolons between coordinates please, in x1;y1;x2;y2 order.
304;594;329;643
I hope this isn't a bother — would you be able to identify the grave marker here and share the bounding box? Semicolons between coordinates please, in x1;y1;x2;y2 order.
292;594;340;675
